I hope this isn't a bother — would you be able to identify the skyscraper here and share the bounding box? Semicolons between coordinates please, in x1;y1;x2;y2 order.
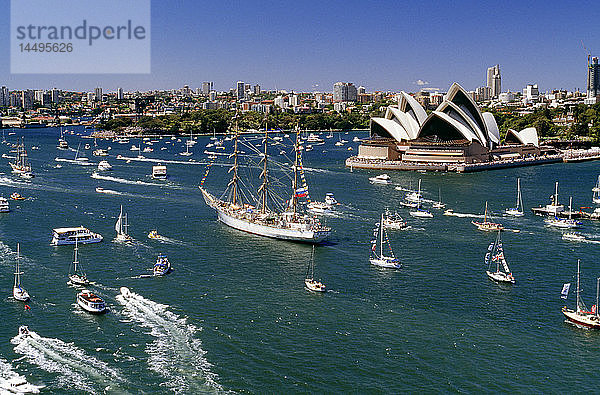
95;87;103;102
0;86;8;107
587;57;600;98
117;87;124;100
333;82;358;102
202;82;213;95
21;90;35;110
51;88;60;104
236;81;245;100
486;65;501;98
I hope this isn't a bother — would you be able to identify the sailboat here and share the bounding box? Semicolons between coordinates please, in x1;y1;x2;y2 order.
485;230;515;283
432;187;446;209
593;175;600;204
545;196;580;228
405;179;423;203
57;128;69;150
10;138;34;178
115;205;133;242
200;125;331;243
472;201;503;231
505;178;524;216
13;243;30;302
305;245;326;292
180;142;192;156
68;239;89;285
561;259;600;329
370;213;401;268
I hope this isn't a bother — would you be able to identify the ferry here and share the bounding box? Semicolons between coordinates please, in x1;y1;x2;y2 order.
152;164;167;179
77;289;107;314
51;227;103;245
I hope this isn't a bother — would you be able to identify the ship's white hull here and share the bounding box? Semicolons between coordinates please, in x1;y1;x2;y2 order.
216;208;329;243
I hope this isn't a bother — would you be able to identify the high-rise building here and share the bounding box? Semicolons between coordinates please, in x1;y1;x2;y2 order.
209;90;217;101
236;81;245;100
333;82;358;102
486;65;501;98
587;56;600;98
289;94;299;107
0;86;8;107
253;84;261;95
95;87;103;102
357;86;366;95
523;84;539;101
87;92;95;103
21;90;35;110
51;88;60;104
34;90;44;103
117;87;124;100
202;82;213;95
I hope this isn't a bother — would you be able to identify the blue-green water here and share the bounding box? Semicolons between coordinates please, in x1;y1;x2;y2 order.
1;127;600;393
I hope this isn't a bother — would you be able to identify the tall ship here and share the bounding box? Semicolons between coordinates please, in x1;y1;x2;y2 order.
200;125;331;243
10;139;34;178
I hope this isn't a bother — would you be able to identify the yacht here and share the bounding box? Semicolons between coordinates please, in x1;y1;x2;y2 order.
76;289;107;314
0;197;9;213
13;244;30;302
51;227;103;245
153;254;171;276
152;164;167;179
97;160;112;171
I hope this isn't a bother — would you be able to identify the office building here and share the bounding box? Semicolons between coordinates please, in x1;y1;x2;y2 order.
117;87;124;100
95;87;103;102
236;81;245;100
333;82;358;102
588;56;600;98
0;86;8;107
209;90;217;101
202;82;213;95
253;84;261;95
21;90;35;110
523;84;539;101
51;88;60;104
486;65;501;98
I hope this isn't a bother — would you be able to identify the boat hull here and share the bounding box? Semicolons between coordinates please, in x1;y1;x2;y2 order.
486;271;515;284
562;307;600;329
13;287;30;302
370;258;401;269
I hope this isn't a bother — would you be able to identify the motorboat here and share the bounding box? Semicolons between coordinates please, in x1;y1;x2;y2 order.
0;197;10;212
77;289;107;314
10;192;25;200
97;160;112;171
13;244;30;302
410;208;433;218
369;174;391;184
153;254;171;276
147;230;161;239
324;193;338;206
51;226;103;245
383;209;407;229
307;201;332;215
531;181;564;216
152;164;167;179
130;145;139;151
562;232;585;242
0;370;42;394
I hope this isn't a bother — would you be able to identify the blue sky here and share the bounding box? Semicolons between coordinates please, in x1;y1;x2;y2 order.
1;0;599;94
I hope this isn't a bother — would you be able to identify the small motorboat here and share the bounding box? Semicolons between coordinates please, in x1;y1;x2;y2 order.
97;160;112;171
10;192;25;200
369;174;391;184
324;193;338;206
147;230;161;239
153;254;171;276
562;232;585;242
383;209;407;230
77;290;107;314
307;201;332;215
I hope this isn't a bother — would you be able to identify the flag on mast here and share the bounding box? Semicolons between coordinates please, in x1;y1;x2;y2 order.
560;283;570;299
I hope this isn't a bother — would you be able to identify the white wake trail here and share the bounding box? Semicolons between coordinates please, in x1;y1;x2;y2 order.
116;288;221;393
11;329;124;394
91;172;165;187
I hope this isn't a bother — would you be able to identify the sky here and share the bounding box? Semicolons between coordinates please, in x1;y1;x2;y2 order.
0;0;599;94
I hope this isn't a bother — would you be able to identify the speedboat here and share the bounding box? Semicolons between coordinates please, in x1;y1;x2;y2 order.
369;174;391;184
562;232;585;242
10;192;25;200
152;164;167;179
97;160;112;171
324;193;338;206
77;290;107;314
307;201;332;215
147;230;160;239
153;254;171;276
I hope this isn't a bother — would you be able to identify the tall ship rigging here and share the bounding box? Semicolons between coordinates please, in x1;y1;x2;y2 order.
10;138;34;178
200;124;331;243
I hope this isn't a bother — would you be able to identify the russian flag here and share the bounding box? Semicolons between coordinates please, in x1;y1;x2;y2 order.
295;188;307;197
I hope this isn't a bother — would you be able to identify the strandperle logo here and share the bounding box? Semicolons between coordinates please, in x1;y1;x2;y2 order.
15;20;147;46
11;0;150;74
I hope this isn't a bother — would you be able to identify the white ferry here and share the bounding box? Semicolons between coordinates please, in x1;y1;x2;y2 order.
51;227;103;246
77;289;107;314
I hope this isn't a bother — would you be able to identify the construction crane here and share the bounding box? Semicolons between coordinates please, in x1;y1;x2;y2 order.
582;40;591;65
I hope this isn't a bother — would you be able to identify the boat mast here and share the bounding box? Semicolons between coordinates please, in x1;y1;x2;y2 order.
597;277;600;319
569;196;572;220
14;243;21;288
380;213;384;258
484;201;488;223
73;239;79;272
577;259;581;313
228;117;241;206
516;178;521;209
554;181;559;206
291;128;300;216
258;128;269;214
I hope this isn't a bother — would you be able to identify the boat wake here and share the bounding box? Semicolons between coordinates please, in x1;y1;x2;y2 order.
54;158;96;166
11;329;124;394
115;156;207;166
0;356;43;393
0;176;31;188
91;172;167;187
116;287;221;393
443;210;485;219
95;188;123;195
149;235;183;245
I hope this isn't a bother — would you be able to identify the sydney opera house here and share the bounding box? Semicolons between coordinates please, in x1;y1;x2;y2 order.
349;83;545;171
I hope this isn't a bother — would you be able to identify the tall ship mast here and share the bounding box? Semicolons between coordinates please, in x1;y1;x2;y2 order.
200;123;331;243
10;138;34;178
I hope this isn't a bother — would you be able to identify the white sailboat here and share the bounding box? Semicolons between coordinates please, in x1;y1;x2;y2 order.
405;179;423;203
485;230;515;283
13;243;30;302
432;187;446;209
68;239;89;286
505;178;524;217
561;259;600;329
305;245;326;292
370;213;401;269
180;142;192;156
115;205;133;242
545;196;580;228
593;175;600;204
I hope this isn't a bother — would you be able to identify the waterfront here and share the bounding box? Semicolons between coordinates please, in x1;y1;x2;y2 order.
1;128;600;392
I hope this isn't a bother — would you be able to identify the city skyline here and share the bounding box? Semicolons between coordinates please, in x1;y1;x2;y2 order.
1;0;599;93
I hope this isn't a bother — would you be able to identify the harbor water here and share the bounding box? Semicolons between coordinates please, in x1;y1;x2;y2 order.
1;127;600;393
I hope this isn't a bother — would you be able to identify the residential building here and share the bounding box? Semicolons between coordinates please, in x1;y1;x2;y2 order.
21;90;35;110
333;82;358;102
51;88;60;104
586;56;600;104
0;86;8;107
236;81;245;100
253;84;261;95
487;65;501;98
523;84;539;101
95;87;103;102
117;87;124;100
202;82;213;95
